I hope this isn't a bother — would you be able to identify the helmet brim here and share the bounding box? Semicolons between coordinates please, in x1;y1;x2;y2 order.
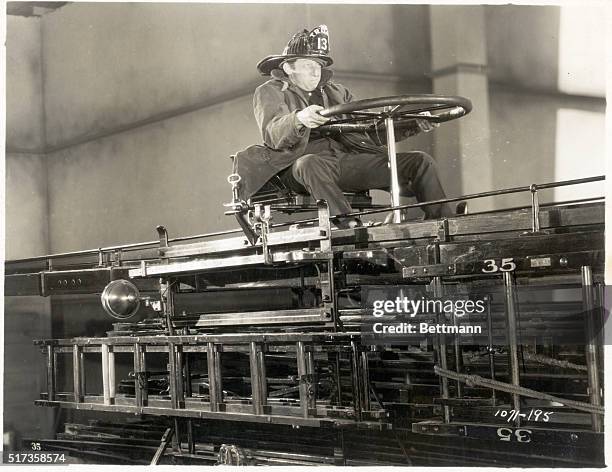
257;54;333;76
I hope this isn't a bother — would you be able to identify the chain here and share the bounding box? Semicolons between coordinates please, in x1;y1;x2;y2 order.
521;351;588;372
435;366;604;415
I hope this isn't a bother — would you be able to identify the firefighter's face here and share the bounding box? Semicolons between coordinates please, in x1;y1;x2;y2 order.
283;58;323;92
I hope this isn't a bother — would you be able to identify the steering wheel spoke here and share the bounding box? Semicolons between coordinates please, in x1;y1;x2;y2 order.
344;111;384;118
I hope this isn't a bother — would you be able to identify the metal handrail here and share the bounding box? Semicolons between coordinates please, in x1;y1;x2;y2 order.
273;175;605;227
4;175;605;264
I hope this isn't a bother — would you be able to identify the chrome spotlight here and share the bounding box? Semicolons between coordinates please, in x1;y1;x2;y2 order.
100;279;141;320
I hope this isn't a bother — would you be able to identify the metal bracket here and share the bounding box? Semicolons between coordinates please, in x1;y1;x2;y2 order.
286;250;333;262
160;279;176;336
97;248;106;268
342;249;389;267
521;184;549;236
437;219;449;242
156;225;169;248
111;250;122;267
235;212;259;246
412;421;466;436
403;263;456;278
227;173;242;206
253;204;272;264
223;174;251;215
316;201;337;327
144;298;162;312
224;173;259;245
530;184;540;232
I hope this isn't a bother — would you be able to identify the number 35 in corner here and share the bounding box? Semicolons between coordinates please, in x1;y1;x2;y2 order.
497;427;532;443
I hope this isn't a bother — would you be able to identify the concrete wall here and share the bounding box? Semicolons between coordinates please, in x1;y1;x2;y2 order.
486;5;561;210
5;15;53;446
486;5;606;209
6;16;45;152
41;3;430;148
489;86;605;209
46;95;257;250
5;153;49;259
5;15;48;259
486;6;560;92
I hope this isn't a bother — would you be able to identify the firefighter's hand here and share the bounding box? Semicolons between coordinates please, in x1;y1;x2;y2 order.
416;111;440;133
296;105;330;128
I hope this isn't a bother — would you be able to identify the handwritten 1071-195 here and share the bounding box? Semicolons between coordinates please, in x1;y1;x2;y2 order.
495;409;554;423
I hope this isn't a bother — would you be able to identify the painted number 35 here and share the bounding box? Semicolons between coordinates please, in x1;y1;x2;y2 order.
497;427;532;443
482;258;516;273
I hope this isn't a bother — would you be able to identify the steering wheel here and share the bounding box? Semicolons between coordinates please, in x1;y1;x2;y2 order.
317;94;472;134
